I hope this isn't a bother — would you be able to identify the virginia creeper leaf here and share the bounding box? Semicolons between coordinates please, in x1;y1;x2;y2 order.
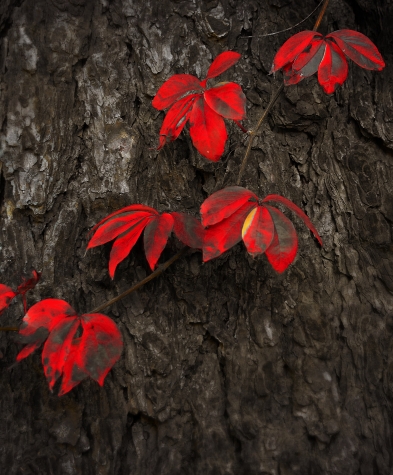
272;29;384;94
171;212;205;249
242;206;275;257
204;82;246;120
17;299;77;360
327;30;385;70
157;94;198;150
200;186;257;227
152;74;203;110
108;216;152;278
203;201;256;262
17;299;123;396
271;31;322;73
189;97;227;161
265;206;298;273
144;213;174;270
262;194;323;246
205;51;241;80
318;41;348;94
89;205;157;237
153;52;246;161
87;211;154;249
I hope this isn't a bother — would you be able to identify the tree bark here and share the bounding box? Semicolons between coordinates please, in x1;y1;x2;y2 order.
1;0;392;474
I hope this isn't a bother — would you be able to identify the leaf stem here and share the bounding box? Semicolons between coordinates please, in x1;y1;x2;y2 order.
313;0;330;32
88;247;188;314
234;120;248;134
236;0;330;186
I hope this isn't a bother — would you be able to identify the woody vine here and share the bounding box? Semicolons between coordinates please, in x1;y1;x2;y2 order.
0;0;385;396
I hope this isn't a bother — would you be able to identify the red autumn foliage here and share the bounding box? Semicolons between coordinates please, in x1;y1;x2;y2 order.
87;204;204;277
0;270;41;316
152;51;246;161
201;187;322;272
271;29;385;94
17;299;123;396
0;284;17;316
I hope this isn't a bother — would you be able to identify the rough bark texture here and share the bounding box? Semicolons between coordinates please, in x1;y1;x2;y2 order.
1;0;392;474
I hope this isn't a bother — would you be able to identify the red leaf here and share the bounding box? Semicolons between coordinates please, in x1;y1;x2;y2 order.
262;194;323;246
327;30;385;70
42;317;80;392
205;51;241;80
17;299;123;396
271;31;322;72
0;284;17;316
157;94;198;150
108;216;152;278
265;206;298;273
171;212;204;249
203;201;256;262
16;270;41;296
78;313;123;387
242;206;275;257
152;74;203;110
204;82;246;120
200;186;257;227
318;40;348;94
144;213;174;270
285;39;326;85
87;211;154;249
189;97;228;161
89;204;158;237
17;299;77;361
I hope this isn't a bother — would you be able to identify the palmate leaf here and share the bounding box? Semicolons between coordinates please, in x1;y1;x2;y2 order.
242;206;274;257
189;96;228;162
264;206;298;273
17;299;123;396
204;51;241;81
204;82;246;120
88;205;204;277
152;74;203;110
152;51;246;161
200;187;323;272
327;30;385;70
157;94;198;150
200;186;257;227
271;29;385;94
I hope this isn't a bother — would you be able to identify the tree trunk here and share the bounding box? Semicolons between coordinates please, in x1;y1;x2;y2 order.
1;0;392;474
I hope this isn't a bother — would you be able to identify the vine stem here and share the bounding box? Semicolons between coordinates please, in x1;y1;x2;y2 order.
87;247;188;314
236;0;330;186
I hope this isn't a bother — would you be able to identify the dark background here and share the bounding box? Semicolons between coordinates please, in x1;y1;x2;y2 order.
1;0;393;473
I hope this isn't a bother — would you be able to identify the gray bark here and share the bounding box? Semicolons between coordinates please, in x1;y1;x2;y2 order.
1;0;392;474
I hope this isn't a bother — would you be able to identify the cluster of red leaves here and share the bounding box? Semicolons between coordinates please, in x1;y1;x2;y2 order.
0;270;40;316
87;205;204;277
153;51;246;161
271;29;385;93
17;299;122;396
201;187;322;272
89;187;322;276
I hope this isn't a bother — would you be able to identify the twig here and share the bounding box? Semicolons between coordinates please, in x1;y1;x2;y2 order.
236;84;284;185
242;0;325;38
0;327;19;332
236;0;330;186
88;247;188;314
